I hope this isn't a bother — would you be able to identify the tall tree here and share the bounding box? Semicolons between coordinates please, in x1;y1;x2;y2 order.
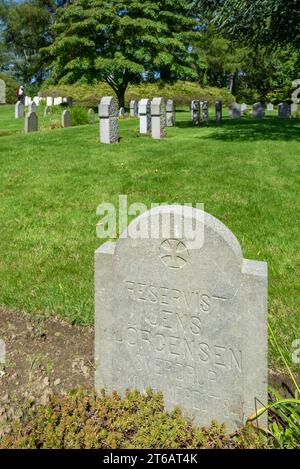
46;0;200;107
0;0;55;84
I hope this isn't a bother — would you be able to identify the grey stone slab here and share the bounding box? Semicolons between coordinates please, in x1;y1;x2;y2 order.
0;79;6;104
130;100;138;117
229;103;241;119
88;108;96;123
99;96;119;144
28;102;37;113
278;103;291;119
191;100;200;125
166;99;175;127
215;100;222;124
151;97;166;139
202;101;209;123
15;101;24;119
44;106;51;116
61;109;71;128
253;102;265;119
266;103;274;111
138;99;151;134
95;205;268;433
25;111;38;133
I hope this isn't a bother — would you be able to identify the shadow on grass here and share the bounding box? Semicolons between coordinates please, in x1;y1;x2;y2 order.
175;117;300;142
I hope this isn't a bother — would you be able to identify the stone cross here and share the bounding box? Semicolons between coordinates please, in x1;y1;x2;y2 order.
191;100;200;125
215;100;222;124
15;101;24;119
278;103;291;119
229;103;241;118
151;97;166;139
166;99;175;127
138;99;151;134
202;101;209;123
25;111;38;133
99;96;119;144
253;102;265;119
130;100;138;117
95;205;268;433
0;79;6;104
61;109;71;128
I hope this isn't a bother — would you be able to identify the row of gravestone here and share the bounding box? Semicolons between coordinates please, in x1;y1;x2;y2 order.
229;102;295;119
15;101;54;119
191;100;222;125
24;109;71;132
99;97;175;143
24;96;73;107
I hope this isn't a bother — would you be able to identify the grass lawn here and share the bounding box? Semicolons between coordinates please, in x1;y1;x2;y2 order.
0;104;299;370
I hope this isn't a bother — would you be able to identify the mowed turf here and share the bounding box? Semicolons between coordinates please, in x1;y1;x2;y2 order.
0;104;299;370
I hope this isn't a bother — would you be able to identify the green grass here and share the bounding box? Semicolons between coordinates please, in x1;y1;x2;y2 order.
0;104;299;370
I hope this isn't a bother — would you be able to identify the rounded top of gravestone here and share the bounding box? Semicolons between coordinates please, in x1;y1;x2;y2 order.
99;96;118;117
166;99;174;111
138;99;150;114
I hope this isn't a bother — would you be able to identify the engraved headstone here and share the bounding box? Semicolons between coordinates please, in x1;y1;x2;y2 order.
266;103;274;111
61;109;71;128
99;96;119;144
215;100;222;124
166;99;175;127
151;97;166;139
15;101;24;119
25;111;38;133
0;79;6;104
138;99;151;134
130;100;138;117
95;205;268;433
191;100;200;125
278;103;291;119
253;102;265;119
229;103;241;119
88;108;96;123
202;101;209;123
44;106;50;116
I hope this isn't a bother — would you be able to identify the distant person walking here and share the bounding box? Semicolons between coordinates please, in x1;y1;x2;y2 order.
17;85;25;104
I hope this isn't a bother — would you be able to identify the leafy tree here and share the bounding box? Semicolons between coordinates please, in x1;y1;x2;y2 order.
0;0;55;84
194;0;300;48
46;0;200;107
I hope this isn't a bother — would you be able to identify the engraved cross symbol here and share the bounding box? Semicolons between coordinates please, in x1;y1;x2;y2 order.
160;239;189;269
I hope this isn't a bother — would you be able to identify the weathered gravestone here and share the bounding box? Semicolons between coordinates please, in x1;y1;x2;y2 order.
278;103;291;119
202;101;209;123
29;102;37;113
15;101;24;119
229;103;241;119
88;108;96;123
95;205;268;432
266;103;274;111
0;79;6;104
99;96;119;144
151;97;166;139
241;103;247;113
138;99;151;134
25;111;38;133
253;102;265;119
215;100;222;124
130;100;138;117
191;100;200;125
61;109;71;128
44;106;51;116
166;99;176;127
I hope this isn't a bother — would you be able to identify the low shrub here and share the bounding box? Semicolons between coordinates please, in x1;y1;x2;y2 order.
69;106;89;126
0;389;269;449
41;81;234;108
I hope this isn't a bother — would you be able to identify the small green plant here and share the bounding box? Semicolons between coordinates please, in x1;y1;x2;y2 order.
248;326;300;449
69;106;89;126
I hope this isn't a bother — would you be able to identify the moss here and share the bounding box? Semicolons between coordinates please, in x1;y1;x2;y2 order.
0;389;271;449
